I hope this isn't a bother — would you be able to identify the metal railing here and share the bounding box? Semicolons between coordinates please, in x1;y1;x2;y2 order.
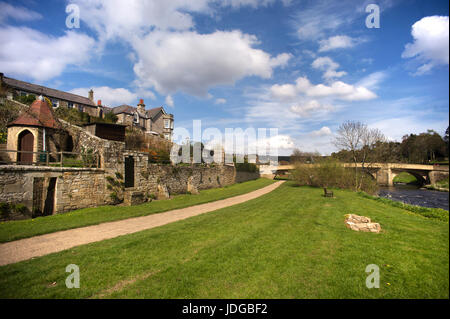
0;149;100;168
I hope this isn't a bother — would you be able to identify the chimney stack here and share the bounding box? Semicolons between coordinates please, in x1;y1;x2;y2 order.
88;89;94;102
137;99;145;114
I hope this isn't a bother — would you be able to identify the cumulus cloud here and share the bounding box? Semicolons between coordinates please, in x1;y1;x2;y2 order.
0;26;95;81
132;30;291;96
402;16;449;74
311;126;332;136
0;2;42;23
69;86;153;107
311;56;347;79
290;100;332;117
271;76;377;102
318;35;361;52
72;0;290;42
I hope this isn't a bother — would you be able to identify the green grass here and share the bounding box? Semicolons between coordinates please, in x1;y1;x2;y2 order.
0;182;447;299
0;178;274;243
393;172;418;184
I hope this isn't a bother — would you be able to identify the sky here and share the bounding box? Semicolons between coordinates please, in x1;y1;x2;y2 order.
0;0;448;155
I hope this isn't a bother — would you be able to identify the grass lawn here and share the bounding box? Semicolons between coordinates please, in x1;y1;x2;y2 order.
0;182;447;298
0;178;275;243
393;172;418;184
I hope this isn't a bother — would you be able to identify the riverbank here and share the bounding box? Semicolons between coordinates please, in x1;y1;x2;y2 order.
0;182;448;298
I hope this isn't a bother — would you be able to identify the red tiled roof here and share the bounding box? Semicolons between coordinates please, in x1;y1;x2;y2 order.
8;98;61;129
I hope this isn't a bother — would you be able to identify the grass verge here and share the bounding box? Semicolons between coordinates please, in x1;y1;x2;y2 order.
0;182;447;298
0;178;275;243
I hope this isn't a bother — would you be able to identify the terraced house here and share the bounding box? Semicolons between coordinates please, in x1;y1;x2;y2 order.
111;100;174;141
0;73;174;140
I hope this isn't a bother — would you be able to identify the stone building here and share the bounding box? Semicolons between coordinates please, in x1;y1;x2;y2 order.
0;73;102;117
112;99;174;140
6;96;69;164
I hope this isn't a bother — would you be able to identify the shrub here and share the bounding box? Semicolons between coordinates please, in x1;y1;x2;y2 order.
292;158;378;194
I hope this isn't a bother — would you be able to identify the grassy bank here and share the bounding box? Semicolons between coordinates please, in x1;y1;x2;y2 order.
0;178;274;243
0;182;447;298
393;172;418;185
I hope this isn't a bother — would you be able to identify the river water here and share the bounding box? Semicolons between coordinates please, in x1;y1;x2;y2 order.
378;184;449;211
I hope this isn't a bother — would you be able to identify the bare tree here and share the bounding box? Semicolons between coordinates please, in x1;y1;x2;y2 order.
334;121;386;191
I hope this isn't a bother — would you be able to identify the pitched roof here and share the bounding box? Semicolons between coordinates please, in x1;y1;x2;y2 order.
146;107;164;119
2;76;96;107
111;104;137;115
8;98;61;129
111;105;169;120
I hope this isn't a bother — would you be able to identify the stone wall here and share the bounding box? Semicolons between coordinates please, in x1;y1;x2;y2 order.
1;122;261;220
0;166;106;219
59;119;126;174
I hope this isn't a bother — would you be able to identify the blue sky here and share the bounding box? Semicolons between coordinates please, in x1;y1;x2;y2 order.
0;0;448;155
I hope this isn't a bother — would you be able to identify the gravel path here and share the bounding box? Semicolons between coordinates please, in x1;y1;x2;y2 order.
0;181;283;266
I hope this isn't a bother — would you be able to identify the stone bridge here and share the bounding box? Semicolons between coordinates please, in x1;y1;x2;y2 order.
259;163;449;186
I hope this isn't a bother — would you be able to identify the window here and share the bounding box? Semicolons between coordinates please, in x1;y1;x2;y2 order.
164;119;170;128
134;113;139;124
164;133;170;140
170;120;174;129
68;102;74;109
51;99;59;108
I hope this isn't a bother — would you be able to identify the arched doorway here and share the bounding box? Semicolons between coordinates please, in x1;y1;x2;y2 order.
18;130;34;164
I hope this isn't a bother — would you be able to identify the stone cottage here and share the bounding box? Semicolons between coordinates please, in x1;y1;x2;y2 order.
6;96;69;164
112;99;174;141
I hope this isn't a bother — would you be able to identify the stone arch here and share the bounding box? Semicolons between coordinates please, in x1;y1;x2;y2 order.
392;169;427;186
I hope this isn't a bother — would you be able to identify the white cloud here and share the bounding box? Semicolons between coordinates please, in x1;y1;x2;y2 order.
318;35;360;52
311;126;332;136
165;95;174;107
270;83;298;101
69;86;151;107
0;2;42;23
0;26;95;81
402;16;449;75
356;71;387;90
271;76;377;102
290;100;332;117
254;134;295;151
72;0;290;42
71;0;212;41
215;98;227;104
311;56;347;79
293;0;396;41
132;30;291;96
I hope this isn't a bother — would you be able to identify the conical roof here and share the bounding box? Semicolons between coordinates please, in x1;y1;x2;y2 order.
8;97;61;129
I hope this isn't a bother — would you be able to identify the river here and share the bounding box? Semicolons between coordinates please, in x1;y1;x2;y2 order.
378;184;449;211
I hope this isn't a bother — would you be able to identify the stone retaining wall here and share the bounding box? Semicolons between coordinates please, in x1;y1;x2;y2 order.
0;161;260;220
